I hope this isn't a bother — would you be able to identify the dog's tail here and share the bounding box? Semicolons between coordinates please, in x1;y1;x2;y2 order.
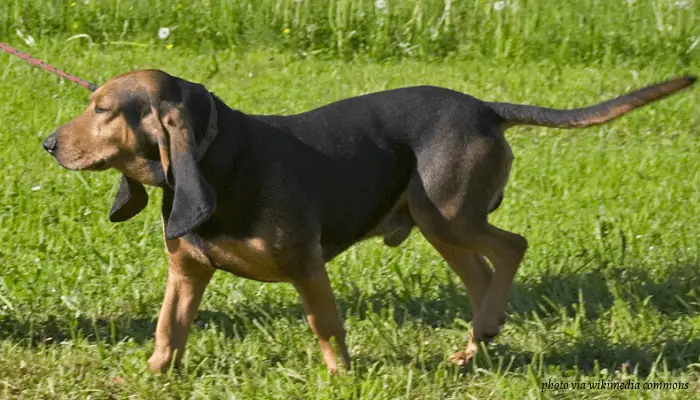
488;76;696;129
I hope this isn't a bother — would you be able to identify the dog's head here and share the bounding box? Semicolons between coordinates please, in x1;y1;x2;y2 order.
43;69;217;239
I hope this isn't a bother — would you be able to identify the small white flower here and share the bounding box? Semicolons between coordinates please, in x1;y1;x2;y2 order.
1;305;7;310
16;30;36;47
61;295;78;311
248;72;254;78
675;0;690;9
375;0;387;10
158;27;171;40
31;185;41;191
493;1;507;11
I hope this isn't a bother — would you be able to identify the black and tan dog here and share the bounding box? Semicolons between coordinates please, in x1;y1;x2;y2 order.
43;70;695;373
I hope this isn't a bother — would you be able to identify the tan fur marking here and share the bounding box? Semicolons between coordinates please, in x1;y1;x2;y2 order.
576;103;633;127
206;237;289;282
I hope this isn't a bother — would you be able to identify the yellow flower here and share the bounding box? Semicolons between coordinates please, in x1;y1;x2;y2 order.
166;43;174;50
283;28;290;35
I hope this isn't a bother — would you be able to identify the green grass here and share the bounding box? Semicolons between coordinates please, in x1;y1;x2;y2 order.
2;0;699;64
0;41;699;399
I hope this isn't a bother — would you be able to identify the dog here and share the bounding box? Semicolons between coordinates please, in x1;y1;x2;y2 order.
43;70;695;373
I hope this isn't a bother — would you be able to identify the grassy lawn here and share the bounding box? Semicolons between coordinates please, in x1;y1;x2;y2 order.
0;42;698;399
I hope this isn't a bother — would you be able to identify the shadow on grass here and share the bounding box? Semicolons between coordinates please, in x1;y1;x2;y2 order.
0;314;158;345
347;337;700;377
1;261;697;374
331;261;700;326
480;337;700;376
333;260;700;375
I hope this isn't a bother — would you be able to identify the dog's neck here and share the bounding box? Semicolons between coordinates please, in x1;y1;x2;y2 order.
195;95;251;188
196;92;219;162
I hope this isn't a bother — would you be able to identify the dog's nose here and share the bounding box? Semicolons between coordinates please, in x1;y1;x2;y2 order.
42;133;58;154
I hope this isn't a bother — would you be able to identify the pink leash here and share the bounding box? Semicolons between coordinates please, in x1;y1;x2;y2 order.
0;41;98;92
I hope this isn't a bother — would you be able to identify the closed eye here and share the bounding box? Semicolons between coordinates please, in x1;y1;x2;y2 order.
95;106;109;114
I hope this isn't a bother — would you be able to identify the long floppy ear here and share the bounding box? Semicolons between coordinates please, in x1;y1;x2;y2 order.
109;175;148;222
158;103;217;240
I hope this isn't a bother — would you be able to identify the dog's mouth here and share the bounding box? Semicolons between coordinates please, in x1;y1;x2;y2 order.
55;155;110;171
82;159;109;171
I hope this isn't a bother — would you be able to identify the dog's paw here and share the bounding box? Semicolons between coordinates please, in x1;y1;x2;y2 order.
147;351;174;373
449;350;473;366
449;331;480;366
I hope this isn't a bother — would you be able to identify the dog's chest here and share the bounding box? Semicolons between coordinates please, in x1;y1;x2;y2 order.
203;237;289;282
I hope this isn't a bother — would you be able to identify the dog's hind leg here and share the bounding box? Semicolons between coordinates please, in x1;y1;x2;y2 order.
293;262;351;374
428;242;494;365
409;131;526;364
423;225;526;365
430;242;493;316
466;225;527;341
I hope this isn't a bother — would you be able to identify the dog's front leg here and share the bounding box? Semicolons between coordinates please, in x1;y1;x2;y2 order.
148;246;215;372
293;263;350;374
